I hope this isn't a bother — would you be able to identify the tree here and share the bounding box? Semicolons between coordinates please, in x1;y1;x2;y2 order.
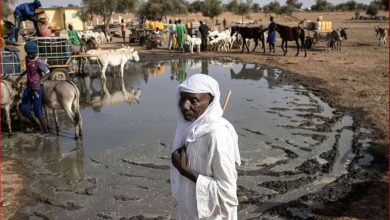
138;0;187;19
81;0;139;37
311;0;334;11
356;3;368;10
286;0;302;9
189;0;204;13
226;0;239;12
202;0;223;22
251;3;261;12
366;2;379;16
235;0;253;25
263;1;282;14
382;0;389;10
2;0;13;18
280;5;295;15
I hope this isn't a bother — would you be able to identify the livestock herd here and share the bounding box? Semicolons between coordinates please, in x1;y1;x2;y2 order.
183;24;354;57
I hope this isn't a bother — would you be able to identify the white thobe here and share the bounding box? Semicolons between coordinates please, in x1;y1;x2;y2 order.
176;127;239;220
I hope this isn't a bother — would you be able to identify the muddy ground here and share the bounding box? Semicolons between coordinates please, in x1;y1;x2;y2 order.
2;11;388;219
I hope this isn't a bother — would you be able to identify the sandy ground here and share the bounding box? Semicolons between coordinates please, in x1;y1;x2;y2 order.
2;11;388;219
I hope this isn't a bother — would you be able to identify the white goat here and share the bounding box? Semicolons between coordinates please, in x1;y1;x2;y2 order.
185;35;202;53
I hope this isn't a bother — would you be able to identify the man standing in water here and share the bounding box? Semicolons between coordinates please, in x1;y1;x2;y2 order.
171;74;241;219
175;19;186;52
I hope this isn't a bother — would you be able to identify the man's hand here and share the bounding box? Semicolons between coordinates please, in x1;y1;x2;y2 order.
171;146;198;183
42;72;51;82
171;146;187;174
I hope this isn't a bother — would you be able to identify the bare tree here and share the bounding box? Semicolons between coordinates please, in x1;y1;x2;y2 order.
202;0;223;23
235;0;253;26
138;0;187;19
81;0;139;37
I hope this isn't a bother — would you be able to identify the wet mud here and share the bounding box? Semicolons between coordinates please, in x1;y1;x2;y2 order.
1;56;383;219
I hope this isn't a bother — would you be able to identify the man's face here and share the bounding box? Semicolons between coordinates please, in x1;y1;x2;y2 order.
179;92;213;122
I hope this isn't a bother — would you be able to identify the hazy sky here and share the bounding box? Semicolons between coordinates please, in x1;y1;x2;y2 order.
14;0;373;9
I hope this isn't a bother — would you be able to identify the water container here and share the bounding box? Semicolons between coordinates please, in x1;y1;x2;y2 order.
327;22;332;31
144;20;150;29
317;21;322;31
158;22;164;30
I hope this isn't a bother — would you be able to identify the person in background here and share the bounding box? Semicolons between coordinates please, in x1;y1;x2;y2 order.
265;16;277;53
37;13;51;37
68;24;81;54
154;27;162;47
175;19;186;53
168;19;176;50
171;74;241;219
13;0;44;43
121;19;127;43
223;18;227;30
199;21;209;52
13;41;50;133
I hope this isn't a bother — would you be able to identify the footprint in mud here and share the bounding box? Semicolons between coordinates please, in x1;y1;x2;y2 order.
97;212;114;219
113;195;142;202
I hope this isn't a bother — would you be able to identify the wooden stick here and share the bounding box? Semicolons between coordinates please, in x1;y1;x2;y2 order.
222;90;232;113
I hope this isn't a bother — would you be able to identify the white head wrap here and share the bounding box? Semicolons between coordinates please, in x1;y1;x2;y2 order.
170;74;241;199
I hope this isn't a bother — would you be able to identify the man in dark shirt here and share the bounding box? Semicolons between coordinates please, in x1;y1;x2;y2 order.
13;0;43;43
199;21;209;52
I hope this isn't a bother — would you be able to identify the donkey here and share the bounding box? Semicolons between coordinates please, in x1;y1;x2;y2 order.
1;79;18;134
374;26;388;46
275;24;307;57
329;28;348;50
231;26;266;54
87;47;140;80
43;80;82;139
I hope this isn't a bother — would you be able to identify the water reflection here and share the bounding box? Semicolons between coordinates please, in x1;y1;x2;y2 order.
73;75;142;111
2;134;85;184
138;58;281;87
230;63;263;80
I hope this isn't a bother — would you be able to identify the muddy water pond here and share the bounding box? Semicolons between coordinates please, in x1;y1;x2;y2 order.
2;58;366;219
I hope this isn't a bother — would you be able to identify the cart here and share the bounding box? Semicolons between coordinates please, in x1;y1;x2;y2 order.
32;37;97;80
302;20;333;51
129;28;155;45
304;29;333;50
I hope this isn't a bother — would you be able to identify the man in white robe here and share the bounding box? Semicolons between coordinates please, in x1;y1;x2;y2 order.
171;74;241;220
